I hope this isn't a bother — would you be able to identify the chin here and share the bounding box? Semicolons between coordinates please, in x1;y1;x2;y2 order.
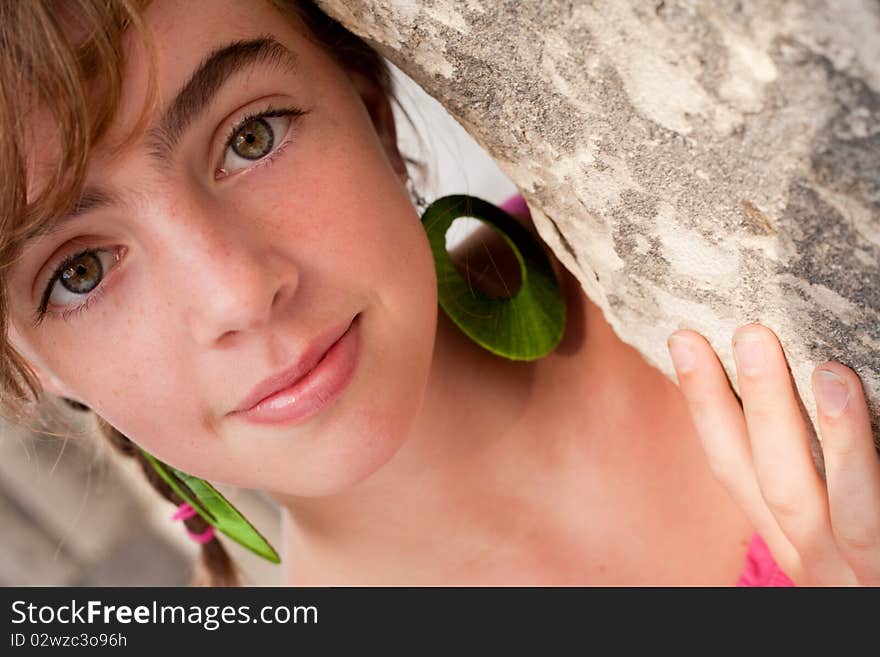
267;306;434;497
316;404;422;496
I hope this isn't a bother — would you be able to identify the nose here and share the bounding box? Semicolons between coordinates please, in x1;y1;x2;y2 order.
160;199;300;346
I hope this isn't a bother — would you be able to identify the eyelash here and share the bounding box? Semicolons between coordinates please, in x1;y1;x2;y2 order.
32;104;307;327
32;247;120;327
217;103;305;178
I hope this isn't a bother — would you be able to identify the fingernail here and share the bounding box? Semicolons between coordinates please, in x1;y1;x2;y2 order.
815;369;850;418
733;331;764;375
668;334;695;373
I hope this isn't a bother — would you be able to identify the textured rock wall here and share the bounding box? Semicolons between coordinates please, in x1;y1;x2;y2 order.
316;0;880;465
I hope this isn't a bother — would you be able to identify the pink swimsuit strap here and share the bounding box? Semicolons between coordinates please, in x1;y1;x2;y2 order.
737;532;795;586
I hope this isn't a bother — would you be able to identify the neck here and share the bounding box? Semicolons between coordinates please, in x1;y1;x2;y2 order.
269;269;669;584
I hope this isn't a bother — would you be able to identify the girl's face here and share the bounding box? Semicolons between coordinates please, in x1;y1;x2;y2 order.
8;0;439;496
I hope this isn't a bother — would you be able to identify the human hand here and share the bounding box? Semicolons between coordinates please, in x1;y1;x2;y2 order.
667;322;880;586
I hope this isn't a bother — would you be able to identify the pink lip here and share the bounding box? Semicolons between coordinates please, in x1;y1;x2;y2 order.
229;313;362;424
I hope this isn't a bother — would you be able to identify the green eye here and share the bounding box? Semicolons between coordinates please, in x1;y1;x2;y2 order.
58;252;103;294
229;116;275;160
219;105;308;176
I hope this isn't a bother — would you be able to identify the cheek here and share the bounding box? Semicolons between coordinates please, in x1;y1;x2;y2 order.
261;398;427;497
84;342;213;474
280;109;440;379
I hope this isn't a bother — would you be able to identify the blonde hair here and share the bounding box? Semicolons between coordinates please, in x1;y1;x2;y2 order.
0;0;425;586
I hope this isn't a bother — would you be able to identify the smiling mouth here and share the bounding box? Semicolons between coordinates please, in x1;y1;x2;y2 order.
228;312;363;426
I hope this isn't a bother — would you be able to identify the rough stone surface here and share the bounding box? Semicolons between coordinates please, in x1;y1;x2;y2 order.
317;0;880;466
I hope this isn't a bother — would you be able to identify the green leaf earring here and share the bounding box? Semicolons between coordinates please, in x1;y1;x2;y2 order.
140;449;281;564
420;194;567;361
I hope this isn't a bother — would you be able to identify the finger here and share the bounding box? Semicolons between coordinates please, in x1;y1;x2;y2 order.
812;362;880;585
668;329;799;571
732;323;849;583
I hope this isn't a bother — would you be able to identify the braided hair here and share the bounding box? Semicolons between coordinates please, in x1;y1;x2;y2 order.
85;405;242;586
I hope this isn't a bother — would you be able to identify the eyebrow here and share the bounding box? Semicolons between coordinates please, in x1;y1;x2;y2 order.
146;35;298;167
25;35;298;244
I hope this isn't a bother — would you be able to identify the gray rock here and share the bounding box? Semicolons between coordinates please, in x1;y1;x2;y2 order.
317;0;880;469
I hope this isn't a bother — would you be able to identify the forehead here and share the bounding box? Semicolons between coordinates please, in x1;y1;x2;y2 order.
139;0;303;79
